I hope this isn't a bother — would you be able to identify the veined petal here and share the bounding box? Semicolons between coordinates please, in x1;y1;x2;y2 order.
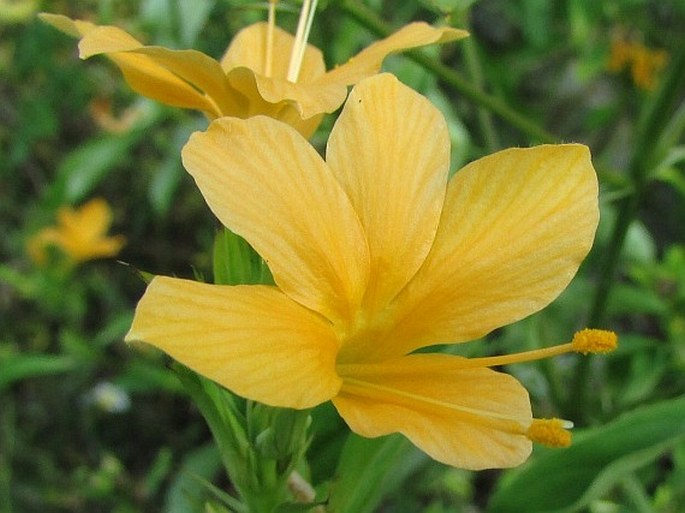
108;52;222;115
334;354;532;470
181;117;370;323
79;26;243;116
326;74;449;316
317;22;468;87
126;277;343;409
40;15;222;115
226;66;347;124
220;23;337;132
38;13;96;38
378;145;598;359
220;22;325;82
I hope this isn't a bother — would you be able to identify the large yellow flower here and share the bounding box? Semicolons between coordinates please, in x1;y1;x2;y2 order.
27;198;125;265
127;74;612;469
39;11;466;138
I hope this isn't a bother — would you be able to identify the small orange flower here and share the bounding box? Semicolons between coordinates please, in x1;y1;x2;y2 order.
28;198;125;265
608;36;668;90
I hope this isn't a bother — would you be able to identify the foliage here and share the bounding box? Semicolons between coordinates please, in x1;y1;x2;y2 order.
1;0;684;511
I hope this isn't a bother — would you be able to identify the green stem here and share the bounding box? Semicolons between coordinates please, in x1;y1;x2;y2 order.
569;44;685;421
451;9;500;152
338;0;557;144
621;473;655;513
0;395;14;513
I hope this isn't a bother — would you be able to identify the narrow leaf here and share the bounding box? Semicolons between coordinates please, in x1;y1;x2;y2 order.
488;396;685;513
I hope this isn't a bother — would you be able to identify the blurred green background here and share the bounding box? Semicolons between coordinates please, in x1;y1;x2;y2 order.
2;0;685;512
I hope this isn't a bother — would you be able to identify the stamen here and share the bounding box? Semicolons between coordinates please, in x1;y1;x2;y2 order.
571;329;618;354
286;0;319;82
526;418;572;447
265;0;278;77
462;329;619;368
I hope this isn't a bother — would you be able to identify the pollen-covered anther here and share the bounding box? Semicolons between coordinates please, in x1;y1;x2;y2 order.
526;418;572;448
571;329;618;354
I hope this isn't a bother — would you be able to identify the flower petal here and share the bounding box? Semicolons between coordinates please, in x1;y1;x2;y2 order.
326;74;449;315
220;22;325;82
181;116;370;323
378;145;598;359
40;15;223;115
318;22;468;87
126;277;343;409
225;66;344;134
38;13;96;38
58;198;111;238
78;26;243;117
334;354;532;469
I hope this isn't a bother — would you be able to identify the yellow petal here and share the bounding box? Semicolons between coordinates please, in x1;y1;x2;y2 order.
59;198;110;239
318;22;468;87
126;277;343;409
221;23;335;134
334;354;532;470
74;235;125;261
378;144;598;359
79;26;242;117
326;74;449;315
39;15;219;114
220;22;325;82
181;117;370;323
225;66;345;132
38;13;96;37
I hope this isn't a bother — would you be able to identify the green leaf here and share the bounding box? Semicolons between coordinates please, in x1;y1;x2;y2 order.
328;433;424;513
50;134;136;205
148;120;202;216
164;443;224;513
488;396;685;513
0;353;77;390
177;0;215;47
213;228;273;286
274;502;327;513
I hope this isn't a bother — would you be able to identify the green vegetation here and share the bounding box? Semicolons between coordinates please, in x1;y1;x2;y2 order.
2;0;684;511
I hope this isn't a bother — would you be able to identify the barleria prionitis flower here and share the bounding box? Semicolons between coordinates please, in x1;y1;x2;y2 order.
39;5;466;137
126;74;616;470
27;198;125;266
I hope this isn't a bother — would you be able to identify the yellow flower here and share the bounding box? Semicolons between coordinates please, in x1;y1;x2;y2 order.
607;36;668;91
28;198;125;265
38;9;466;138
126;74;613;469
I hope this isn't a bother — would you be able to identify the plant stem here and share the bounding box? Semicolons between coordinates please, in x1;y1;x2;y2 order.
569;44;685;421
339;0;557;144
621;473;656;513
451;9;500;152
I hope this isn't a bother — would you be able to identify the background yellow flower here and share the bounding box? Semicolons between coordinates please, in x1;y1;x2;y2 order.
27;198;125;265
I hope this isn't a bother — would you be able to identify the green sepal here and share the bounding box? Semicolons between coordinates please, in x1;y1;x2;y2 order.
213;228;273;286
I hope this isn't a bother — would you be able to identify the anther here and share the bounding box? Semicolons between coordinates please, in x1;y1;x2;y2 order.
526;418;572;448
571;329;618;354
